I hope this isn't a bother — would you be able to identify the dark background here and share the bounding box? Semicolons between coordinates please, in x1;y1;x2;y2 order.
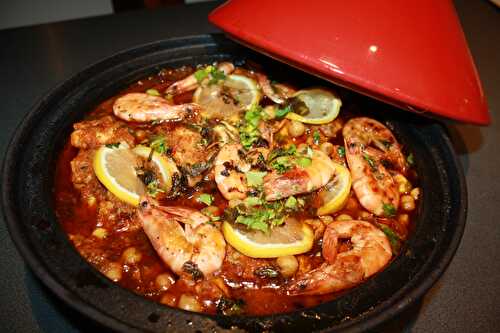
0;1;499;332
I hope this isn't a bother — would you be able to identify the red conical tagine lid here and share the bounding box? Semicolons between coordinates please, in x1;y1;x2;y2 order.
209;0;490;125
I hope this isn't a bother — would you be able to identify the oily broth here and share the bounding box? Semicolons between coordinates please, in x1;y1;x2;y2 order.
54;65;417;315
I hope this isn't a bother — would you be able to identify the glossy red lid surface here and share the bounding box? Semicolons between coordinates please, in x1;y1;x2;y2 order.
209;0;490;125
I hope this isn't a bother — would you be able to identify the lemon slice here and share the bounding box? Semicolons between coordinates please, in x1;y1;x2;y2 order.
286;88;342;124
93;145;179;206
132;145;179;194
316;162;352;215
222;219;314;258
193;74;261;122
93;145;146;206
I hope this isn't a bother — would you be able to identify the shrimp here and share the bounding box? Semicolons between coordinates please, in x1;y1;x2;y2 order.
113;92;201;122
255;73;296;104
165;62;235;96
263;149;336;201
287;220;391;295
343;117;407;216
137;197;226;277
214;143;251;200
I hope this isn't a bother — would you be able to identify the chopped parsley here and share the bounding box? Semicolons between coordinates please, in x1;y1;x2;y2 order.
146;179;165;196
194;65;226;85
275;105;291;118
226;196;304;233
313;130;321;145
267;144;312;173
363;154;377;171
208;67;227;84
149;135;169;155
284;196;298;209
254;266;280;278
245;170;267;187
407;153;414;166
216;297;245;316
239;105;263;149
337;146;346;158
105;142;120;149
296;156;312;168
194;68;209;82
182;261;204;280
382;203;397;217
377;223;401;254
197;193;214;206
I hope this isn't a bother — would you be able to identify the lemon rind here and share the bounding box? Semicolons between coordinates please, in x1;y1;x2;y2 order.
222;222;314;258
93;146;141;206
317;163;352;216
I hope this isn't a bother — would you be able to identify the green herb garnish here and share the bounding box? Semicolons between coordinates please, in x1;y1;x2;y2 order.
239;105;263;149
254;266;280;278
245;170;267;187
363;154;377;171
182;261;204;280
382;203;397;217
275;105;291;118
285;196;298;209
216;297;245;316
194;68;209;82
407;153;414;166
105;142;120;149
197;193;214;206
313;130;321;145
337;146;346;158
149;136;169;155
377;224;401;254
296;156;312;168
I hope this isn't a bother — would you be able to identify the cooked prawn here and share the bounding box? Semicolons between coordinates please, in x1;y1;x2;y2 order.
165;62;235;96
137;196;226;277
255;73;296;104
263;149;336;201
287;220;391;295
214;143;251;200
343;117;406;216
113;92;201;122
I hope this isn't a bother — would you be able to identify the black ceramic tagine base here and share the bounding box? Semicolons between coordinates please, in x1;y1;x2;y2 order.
1;34;466;332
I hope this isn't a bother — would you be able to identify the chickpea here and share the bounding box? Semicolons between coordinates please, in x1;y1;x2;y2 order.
263;105;276;119
398;214;410;227
104;262;122;282
401;195;416;211
178;294;202;312
411;187;421;201
358;211;372;220
394;174;412;194
319;142;334;155
319;215;334;225
276;255;299;278
160;293;177;307
288;120;306;137
336;214;353;221
87;195;97;207
92;227;108;239
155;273;175;291
122;247;142;265
134;129;147;141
